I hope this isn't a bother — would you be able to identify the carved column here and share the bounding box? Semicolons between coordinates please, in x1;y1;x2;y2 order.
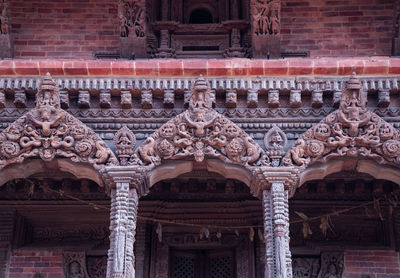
256;167;297;278
251;0;281;58
106;167;146;278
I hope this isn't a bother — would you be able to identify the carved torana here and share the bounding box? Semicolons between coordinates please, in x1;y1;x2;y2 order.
0;73;118;171
133;75;268;169
283;73;400;169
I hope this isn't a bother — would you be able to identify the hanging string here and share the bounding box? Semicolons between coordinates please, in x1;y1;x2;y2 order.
39;185;399;233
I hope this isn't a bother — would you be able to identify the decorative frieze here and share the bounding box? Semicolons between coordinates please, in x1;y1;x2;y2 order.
0;90;5;108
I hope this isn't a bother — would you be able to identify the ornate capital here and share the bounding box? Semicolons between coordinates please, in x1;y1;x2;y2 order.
104;165;148;196
252;166;299;197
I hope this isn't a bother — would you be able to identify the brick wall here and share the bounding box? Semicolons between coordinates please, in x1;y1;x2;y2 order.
8;0;397;58
11;0;119;58
344;250;400;278
9;250;63;278
281;0;395;57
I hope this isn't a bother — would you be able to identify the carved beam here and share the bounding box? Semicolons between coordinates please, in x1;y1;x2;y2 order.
14;90;26;108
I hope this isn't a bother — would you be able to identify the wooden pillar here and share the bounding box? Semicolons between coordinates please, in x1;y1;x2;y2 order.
106;167;147;278
250;0;281;58
256;167;297;278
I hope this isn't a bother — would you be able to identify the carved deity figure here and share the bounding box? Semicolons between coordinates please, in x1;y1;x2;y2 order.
0;2;8;35
323;264;338;278
118;0;146;38
252;0;280;35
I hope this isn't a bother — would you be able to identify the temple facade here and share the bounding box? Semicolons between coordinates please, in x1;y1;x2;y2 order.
0;1;400;278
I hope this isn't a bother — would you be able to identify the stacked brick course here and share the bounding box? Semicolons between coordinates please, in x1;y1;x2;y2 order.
11;0;119;58
9;250;63;278
281;0;395;57
344;250;400;278
8;0;396;58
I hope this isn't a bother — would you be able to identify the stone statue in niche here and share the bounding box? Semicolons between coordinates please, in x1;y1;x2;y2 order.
251;0;280;35
63;252;89;278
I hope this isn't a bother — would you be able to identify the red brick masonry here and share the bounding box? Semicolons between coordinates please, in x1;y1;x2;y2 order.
9;250;63;278
344;250;400;278
1;57;400;77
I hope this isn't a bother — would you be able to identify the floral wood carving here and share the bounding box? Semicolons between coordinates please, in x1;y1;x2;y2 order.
118;0;145;38
132;76;268;168
251;0;280;35
0;73;118;171
283;73;400;169
114;125;136;166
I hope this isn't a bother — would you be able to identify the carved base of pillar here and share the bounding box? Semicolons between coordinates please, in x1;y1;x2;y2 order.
252;34;281;58
155;47;176;58
120;36;147;59
0;34;12;58
393;37;400;56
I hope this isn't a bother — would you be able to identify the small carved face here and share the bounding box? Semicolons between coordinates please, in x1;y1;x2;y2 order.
268;91;279;103
379;123;393;140
270;131;283;147
290;91;301;103
226;92;237;103
164;92;174;103
160;123;176;139
224;124;240;138
121;92;131;103
142;93;152;103
312;92;323;103
313;123;331;141
247;92;258;103
79;92;90;103
69;261;83;278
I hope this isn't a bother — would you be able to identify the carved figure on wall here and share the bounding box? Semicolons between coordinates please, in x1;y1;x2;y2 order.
283;73;400;169
0;73;118;171
63;252;89;278
251;0;280;35
0;1;8;35
118;0;145;38
132;76;268;168
292;257;320;278
317;253;344;278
